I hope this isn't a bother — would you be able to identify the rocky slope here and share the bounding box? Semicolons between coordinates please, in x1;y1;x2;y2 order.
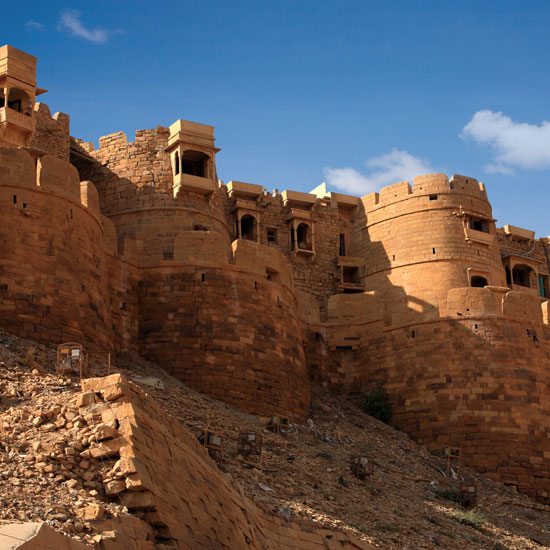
1;329;550;549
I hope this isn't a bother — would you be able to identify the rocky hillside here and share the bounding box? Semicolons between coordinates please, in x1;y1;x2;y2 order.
1;329;550;549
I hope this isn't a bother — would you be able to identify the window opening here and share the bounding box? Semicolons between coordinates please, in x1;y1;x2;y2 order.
180;150;208;177
432;248;436;254
200;273;205;282
429;194;438;201
194;224;208;231
470;276;488;288
174;151;180;175
339;233;346;256
13;195;16;205
266;268;279;282
240;215;255;241
342;266;360;284
512;265;533;287
505;267;511;285
539;275;549;298
296;223;312;250
469;218;489;233
8;99;21;112
7;88;31;115
266;228;277;243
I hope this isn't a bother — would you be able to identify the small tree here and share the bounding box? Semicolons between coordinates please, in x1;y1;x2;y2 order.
361;386;393;424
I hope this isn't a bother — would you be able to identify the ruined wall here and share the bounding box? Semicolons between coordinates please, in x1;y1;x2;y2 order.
139;238;310;420
85;128;173;192
74;374;370;550
31;102;70;161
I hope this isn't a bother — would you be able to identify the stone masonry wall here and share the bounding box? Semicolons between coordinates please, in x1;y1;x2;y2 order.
223;191;344;319
77;374;372;550
356;174;507;324
31;102;70;161
138;239;310;421
313;299;550;502
0;147;113;350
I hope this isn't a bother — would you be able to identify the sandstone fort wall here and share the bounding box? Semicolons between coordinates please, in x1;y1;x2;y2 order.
4;57;550;501
0;147;113;350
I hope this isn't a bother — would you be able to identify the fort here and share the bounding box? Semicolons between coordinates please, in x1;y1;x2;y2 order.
2;44;550;505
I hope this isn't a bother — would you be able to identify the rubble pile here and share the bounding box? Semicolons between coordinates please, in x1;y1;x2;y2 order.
117;354;550;550
1;329;550;549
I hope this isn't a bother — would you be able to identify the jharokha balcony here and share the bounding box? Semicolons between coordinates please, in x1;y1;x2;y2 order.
0;106;35;133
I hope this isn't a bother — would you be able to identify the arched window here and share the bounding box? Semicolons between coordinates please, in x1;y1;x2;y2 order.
241;214;256;241
296;223;311;250
471;276;488;288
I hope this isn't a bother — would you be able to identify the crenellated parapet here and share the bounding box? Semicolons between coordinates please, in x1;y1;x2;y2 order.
362;173;489;213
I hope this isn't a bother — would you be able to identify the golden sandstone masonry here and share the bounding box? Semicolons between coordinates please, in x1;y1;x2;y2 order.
3;44;550;505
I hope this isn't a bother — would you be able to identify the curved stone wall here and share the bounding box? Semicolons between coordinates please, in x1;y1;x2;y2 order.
359;174;507;323
0;147;112;349
317;286;550;501
138;238;310;420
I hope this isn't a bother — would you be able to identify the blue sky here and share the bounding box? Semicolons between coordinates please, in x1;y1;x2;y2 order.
5;1;550;235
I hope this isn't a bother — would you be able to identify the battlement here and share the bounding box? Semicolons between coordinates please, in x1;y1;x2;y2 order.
362;173;489;213
0;147;100;220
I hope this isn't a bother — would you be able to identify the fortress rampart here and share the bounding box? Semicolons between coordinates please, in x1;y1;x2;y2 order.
3;44;550;500
0;147;114;349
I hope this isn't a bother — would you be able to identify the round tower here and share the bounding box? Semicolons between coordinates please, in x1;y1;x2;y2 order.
359;173;506;324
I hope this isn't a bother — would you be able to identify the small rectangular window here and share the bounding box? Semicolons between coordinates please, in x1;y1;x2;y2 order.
429;194;438;201
538;275;549;298
266;228;277;243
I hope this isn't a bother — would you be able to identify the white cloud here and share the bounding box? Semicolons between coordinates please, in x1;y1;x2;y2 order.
58;9;109;43
323;149;434;195
461;110;550;174
26;20;44;30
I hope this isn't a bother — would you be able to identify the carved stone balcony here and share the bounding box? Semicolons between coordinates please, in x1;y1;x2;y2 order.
0;107;35;147
464;226;494;246
173;173;215;198
0;107;35;132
